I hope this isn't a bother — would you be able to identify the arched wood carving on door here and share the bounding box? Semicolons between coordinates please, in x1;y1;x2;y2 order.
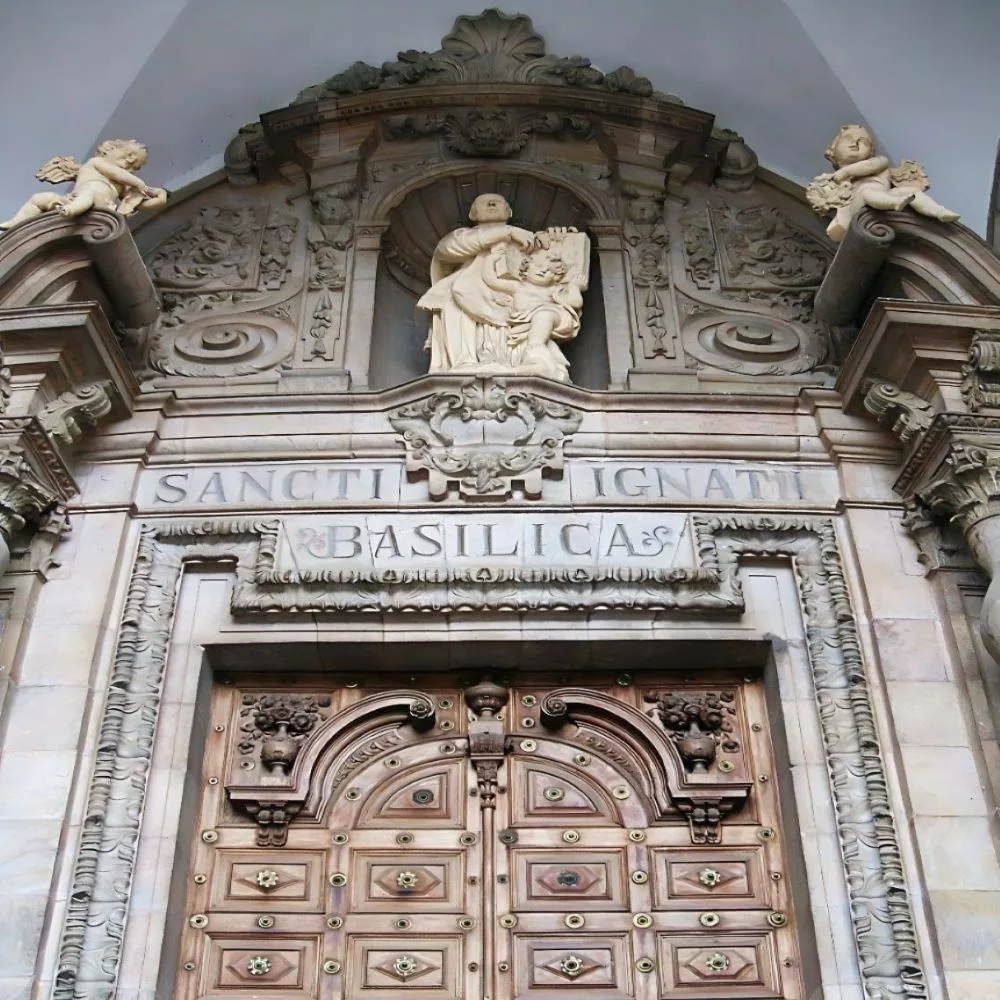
177;672;807;998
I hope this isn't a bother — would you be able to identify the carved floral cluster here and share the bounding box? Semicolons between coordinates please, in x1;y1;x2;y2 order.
238;693;332;755
645;691;740;751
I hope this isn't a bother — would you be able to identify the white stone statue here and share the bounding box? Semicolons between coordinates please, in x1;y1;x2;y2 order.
0;139;167;231
806;124;959;241
416;193;590;382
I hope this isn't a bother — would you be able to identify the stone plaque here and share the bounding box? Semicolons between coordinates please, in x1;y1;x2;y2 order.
277;512;687;574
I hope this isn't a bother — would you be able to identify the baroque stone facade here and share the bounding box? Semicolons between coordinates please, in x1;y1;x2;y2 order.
0;10;999;1000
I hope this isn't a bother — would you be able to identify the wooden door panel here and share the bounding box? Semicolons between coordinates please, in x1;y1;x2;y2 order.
651;849;768;909
202;935;320;995
350;850;467;911
513;934;632;999
344;935;465;1000
357;759;468;828
657;934;781;999
174;674;806;1000
511;849;629;910
211;851;326;911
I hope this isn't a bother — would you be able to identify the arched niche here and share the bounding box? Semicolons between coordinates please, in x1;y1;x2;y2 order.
367;168;612;391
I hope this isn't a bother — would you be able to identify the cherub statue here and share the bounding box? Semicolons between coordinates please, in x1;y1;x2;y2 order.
0;139;167;231
806;124;958;241
482;227;590;382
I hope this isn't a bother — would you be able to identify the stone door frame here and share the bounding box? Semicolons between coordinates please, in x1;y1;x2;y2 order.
50;514;928;1000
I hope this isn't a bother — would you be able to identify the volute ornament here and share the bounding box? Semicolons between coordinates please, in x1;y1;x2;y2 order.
860;378;935;443
388;376;582;499
961;330;1000;412
37;381;113;446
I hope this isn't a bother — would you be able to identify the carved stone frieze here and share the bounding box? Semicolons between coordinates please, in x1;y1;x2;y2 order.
293;8;657;101
860;378;934;443
50;514;929;1000
388;377;583;499
308;185;355;291
961;329;1000;412
37;380;113;446
147;204;269;290
680;205;716;290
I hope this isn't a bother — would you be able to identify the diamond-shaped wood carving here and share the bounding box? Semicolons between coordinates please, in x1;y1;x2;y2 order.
367;950;444;987
535;864;601;895
373;865;443;897
532;947;615;987
680;947;753;980
220;949;299;986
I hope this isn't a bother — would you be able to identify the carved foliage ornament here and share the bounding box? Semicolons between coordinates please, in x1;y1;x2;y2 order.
149;206;299;378
385;109;592;157
389;376;582;499
148;204;268;291
294;9;659;101
623;188;672;358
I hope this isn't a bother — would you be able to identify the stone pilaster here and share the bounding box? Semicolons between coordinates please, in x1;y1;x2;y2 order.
837;299;1000;659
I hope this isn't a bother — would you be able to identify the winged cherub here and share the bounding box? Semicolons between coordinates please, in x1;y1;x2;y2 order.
806;124;959;241
0;139;167;231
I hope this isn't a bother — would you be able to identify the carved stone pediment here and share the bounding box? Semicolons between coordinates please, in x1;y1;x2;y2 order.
388;376;582;499
293;8;659;101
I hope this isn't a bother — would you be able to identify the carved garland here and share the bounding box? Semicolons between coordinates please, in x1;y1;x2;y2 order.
53;515;925;1000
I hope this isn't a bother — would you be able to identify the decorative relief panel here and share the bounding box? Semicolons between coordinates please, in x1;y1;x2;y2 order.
147;204;269;291
711;204;828;291
623;188;673;359
147;204;302;378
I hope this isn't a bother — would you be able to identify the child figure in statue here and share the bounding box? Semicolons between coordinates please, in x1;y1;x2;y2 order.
0;139;167;230
483;230;587;382
807;124;958;241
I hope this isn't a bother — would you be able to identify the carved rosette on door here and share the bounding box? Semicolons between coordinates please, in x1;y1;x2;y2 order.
176;673;805;998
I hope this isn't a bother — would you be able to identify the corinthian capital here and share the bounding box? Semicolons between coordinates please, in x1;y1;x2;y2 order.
0;445;57;543
918;442;1000;533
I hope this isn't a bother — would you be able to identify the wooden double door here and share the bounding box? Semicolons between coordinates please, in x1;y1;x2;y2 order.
175;670;806;999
